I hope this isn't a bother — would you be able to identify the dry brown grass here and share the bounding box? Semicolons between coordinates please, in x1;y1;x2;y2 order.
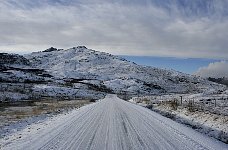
0;99;91;127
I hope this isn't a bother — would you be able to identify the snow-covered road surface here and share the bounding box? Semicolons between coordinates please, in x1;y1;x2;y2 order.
1;95;227;150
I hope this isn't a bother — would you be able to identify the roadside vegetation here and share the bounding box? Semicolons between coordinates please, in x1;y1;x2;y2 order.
0;99;91;137
130;94;228;143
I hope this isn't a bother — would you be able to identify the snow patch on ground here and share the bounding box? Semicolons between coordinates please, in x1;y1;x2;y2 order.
130;94;228;143
153;105;228;143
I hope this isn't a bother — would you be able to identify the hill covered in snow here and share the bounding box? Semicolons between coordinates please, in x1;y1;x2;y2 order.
26;46;225;94
0;46;226;101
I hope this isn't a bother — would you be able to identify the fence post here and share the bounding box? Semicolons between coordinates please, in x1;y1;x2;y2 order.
214;99;216;107
124;91;127;100
224;97;226;108
203;99;205;111
180;96;183;106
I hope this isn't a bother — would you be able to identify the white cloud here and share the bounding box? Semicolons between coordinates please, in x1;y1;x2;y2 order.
194;61;228;78
0;0;228;58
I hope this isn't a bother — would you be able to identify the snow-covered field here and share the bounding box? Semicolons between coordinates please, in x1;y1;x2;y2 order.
130;93;228;143
152;105;228;143
130;92;228;115
1;95;227;150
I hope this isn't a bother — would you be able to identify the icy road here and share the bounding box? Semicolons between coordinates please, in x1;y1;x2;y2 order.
1;95;227;150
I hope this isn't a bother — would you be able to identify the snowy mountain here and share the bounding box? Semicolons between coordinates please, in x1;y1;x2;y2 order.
0;46;226;101
26;47;224;94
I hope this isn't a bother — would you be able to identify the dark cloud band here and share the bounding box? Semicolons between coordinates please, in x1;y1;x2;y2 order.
0;0;228;59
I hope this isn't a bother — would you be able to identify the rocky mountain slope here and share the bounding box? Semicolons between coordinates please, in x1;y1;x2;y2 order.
26;46;224;94
208;77;228;87
0;46;226;101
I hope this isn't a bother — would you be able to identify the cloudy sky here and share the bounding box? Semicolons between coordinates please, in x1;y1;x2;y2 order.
0;0;228;77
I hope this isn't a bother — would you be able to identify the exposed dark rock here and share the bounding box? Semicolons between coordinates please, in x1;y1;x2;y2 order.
43;47;58;52
0;53;30;65
208;77;228;87
76;46;87;49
